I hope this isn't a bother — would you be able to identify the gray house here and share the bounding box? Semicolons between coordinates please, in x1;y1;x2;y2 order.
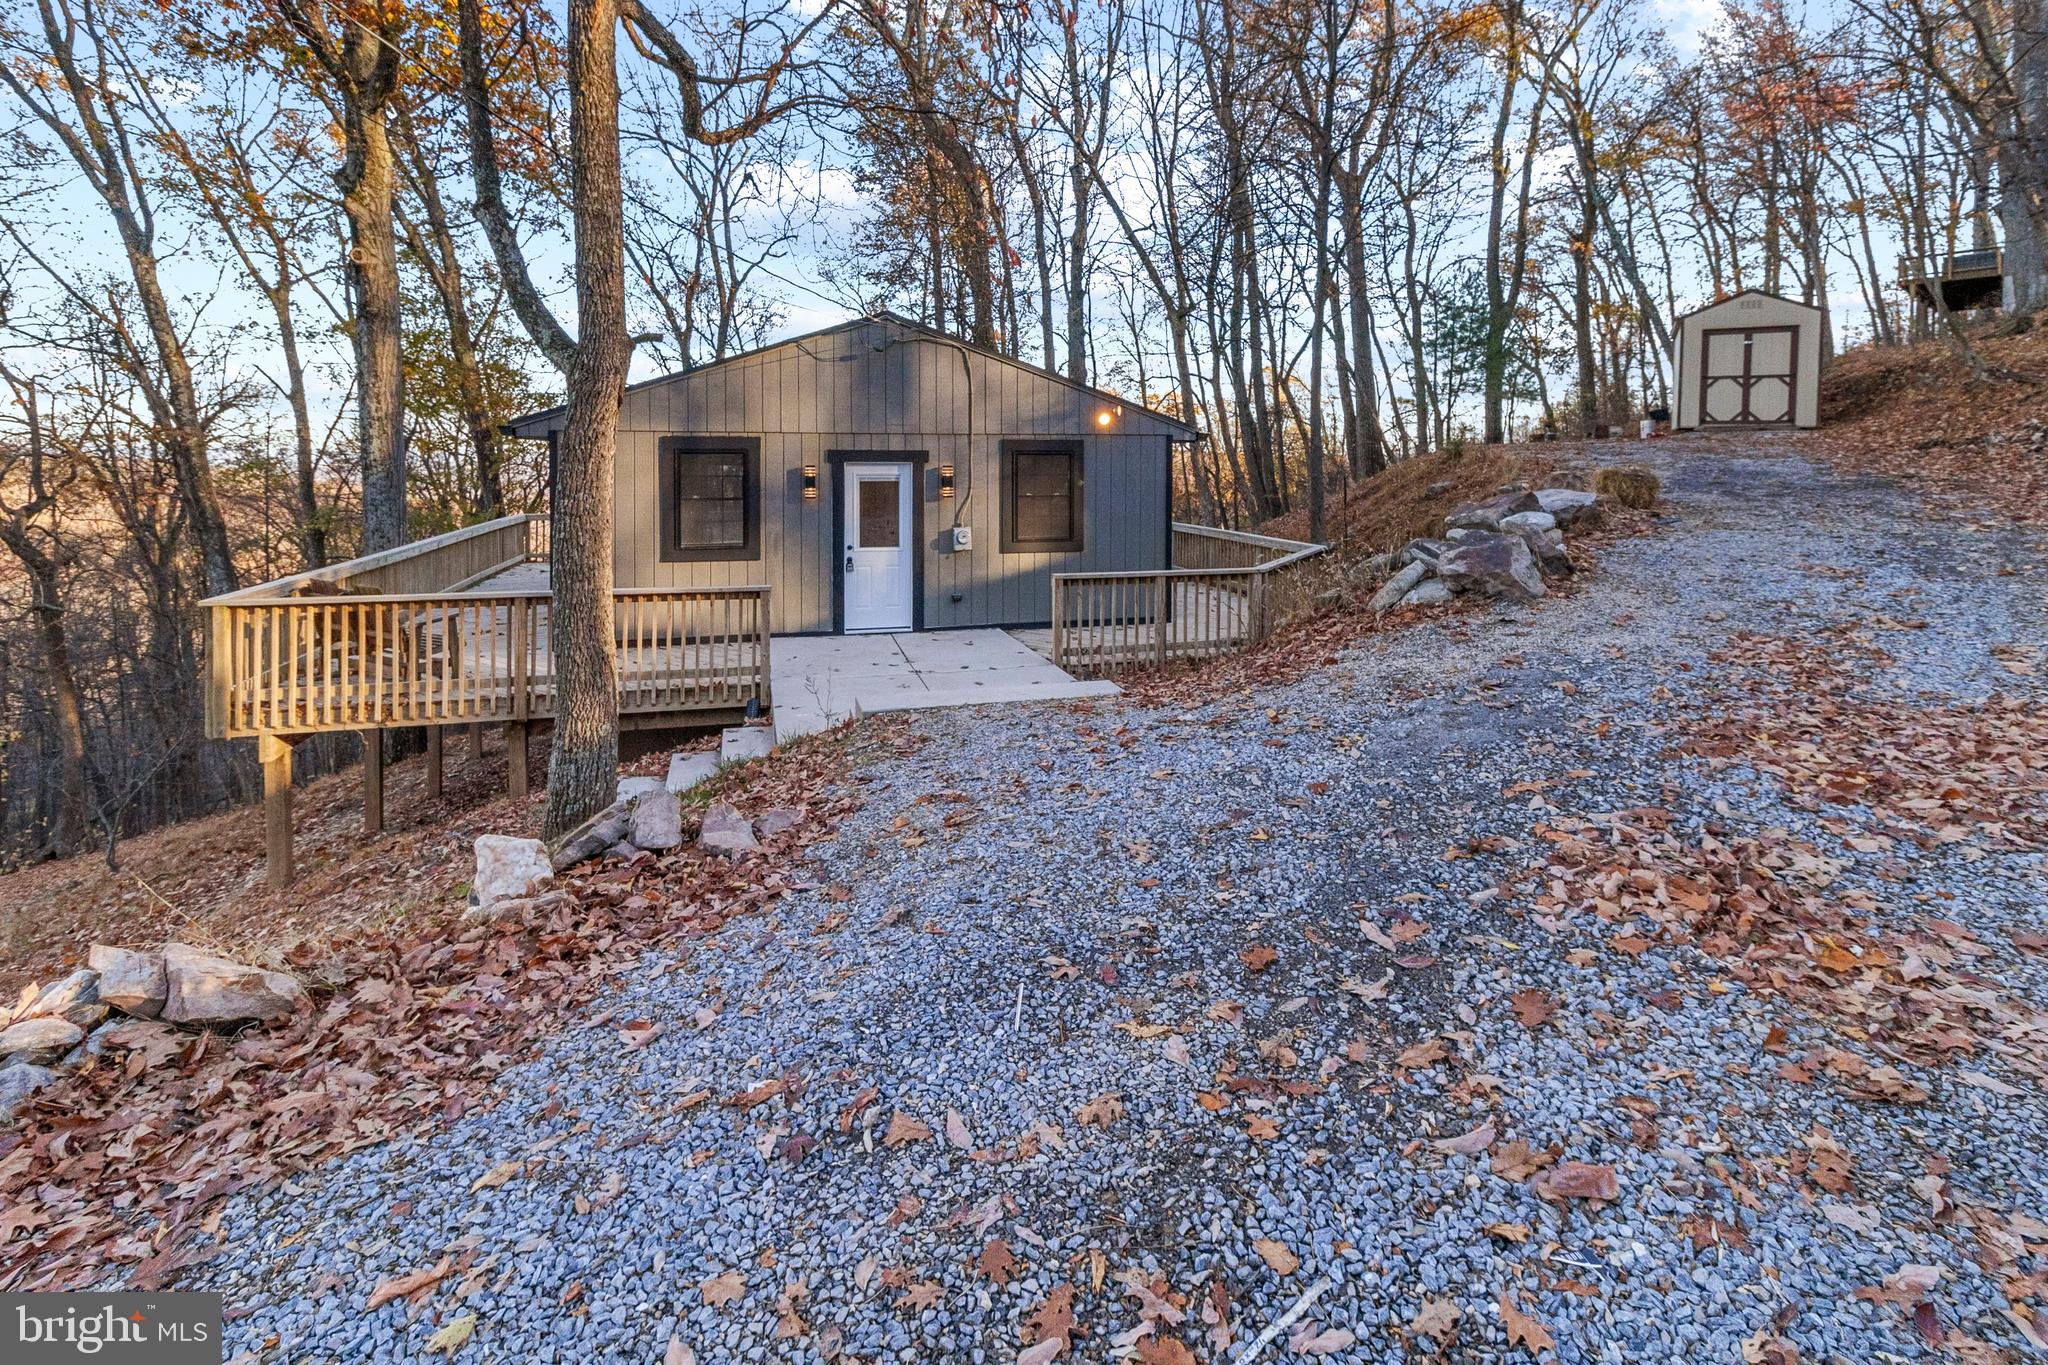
504;313;1199;634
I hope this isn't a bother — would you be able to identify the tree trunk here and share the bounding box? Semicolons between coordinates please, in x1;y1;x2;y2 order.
343;103;407;552
544;0;627;840
0;533;89;856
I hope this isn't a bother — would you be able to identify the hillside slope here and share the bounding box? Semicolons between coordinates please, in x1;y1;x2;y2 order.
1815;325;2048;525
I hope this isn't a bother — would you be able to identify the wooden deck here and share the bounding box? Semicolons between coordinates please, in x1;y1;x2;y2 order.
204;517;771;741
1900;246;2005;312
200;514;772;887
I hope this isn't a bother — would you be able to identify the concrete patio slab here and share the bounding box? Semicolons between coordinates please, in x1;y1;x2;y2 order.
770;629;1117;742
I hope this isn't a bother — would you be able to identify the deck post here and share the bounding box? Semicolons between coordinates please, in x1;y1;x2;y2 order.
757;588;774;709
1050;578;1065;670
425;724;443;798
1153;574;1169;668
362;730;383;835
468;723;483;763
505;721;529;800
260;733;295;889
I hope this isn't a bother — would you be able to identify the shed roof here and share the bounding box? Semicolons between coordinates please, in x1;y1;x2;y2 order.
502;312;1202;440
1676;288;1826;325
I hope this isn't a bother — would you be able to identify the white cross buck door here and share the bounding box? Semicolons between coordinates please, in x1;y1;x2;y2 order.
1699;326;1798;425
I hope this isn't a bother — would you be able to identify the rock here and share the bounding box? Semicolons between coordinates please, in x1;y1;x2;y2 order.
0;1063;55;1119
1534;488;1599;525
90;945;166;1019
1424;481;1454;497
756;807;804;838
666;751;719;794
618;776;683;850
1399;579;1454;609
57;1003;109;1032
1445;490;1541;531
1369;561;1429;612
698;802;761;857
1526;526;1574;574
21;968;98;1022
1498;510;1557;536
475;834;555;911
1400;538;1452;568
1497;510;1573;574
0;1016;84;1061
550;804;630;871
1438;532;1547;602
460;888;578;924
161;943;308;1025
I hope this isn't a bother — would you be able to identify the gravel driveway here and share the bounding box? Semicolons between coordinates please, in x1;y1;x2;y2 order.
197;434;2048;1363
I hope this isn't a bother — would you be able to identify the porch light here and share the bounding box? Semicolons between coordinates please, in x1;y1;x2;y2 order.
802;465;818;499
938;464;956;497
1095;407;1119;428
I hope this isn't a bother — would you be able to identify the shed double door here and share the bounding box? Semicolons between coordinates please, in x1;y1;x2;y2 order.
1699;326;1798;425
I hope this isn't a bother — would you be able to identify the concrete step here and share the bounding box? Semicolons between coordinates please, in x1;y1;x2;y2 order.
665;751;719;793
720;726;776;765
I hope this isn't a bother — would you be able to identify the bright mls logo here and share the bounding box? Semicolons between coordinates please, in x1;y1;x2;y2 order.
2;1293;221;1363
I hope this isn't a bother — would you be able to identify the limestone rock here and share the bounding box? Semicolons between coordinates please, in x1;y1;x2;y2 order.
756;807;804;839
474;834;554;912
0;1063;55;1119
1369;561;1429;612
1400;537;1452;569
90;945;166;1019
1498;510;1557;536
1534;488;1599;525
619;776;683;850
21;968;98;1023
0;1016;84;1060
698;802;761;857
1445;490;1541;532
550;804;629;871
1438;532;1547;602
665;751;719;794
1399;579;1454;609
162;943;308;1025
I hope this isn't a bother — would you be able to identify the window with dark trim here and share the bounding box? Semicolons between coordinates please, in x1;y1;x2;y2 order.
1000;440;1083;553
658;436;761;562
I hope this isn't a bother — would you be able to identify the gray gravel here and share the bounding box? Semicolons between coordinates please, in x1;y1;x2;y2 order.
193;435;2048;1363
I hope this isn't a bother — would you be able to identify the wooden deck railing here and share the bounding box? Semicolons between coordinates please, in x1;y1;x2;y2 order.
202;514;770;739
1052;523;1327;678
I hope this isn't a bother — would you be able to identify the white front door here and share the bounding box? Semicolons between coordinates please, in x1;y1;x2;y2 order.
842;463;913;632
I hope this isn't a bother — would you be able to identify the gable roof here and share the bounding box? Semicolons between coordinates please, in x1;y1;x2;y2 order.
502;312;1202;439
1676;287;1826;324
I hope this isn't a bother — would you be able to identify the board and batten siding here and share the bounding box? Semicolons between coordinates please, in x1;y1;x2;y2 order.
518;316;1189;634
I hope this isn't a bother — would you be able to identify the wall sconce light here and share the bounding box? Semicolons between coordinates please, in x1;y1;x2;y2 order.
802;465;818;499
938;464;956;497
1095;407;1119;429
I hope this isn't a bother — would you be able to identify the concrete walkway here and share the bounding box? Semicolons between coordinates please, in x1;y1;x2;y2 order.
769;629;1117;741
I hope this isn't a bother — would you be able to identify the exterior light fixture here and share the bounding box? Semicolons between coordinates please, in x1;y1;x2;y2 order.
1095;407;1118;429
938;464;956;497
802;465;818;499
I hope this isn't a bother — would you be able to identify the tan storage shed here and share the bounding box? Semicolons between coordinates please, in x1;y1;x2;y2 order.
1674;289;1824;430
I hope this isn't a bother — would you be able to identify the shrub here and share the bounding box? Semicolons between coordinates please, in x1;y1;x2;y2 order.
1593;465;1660;509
